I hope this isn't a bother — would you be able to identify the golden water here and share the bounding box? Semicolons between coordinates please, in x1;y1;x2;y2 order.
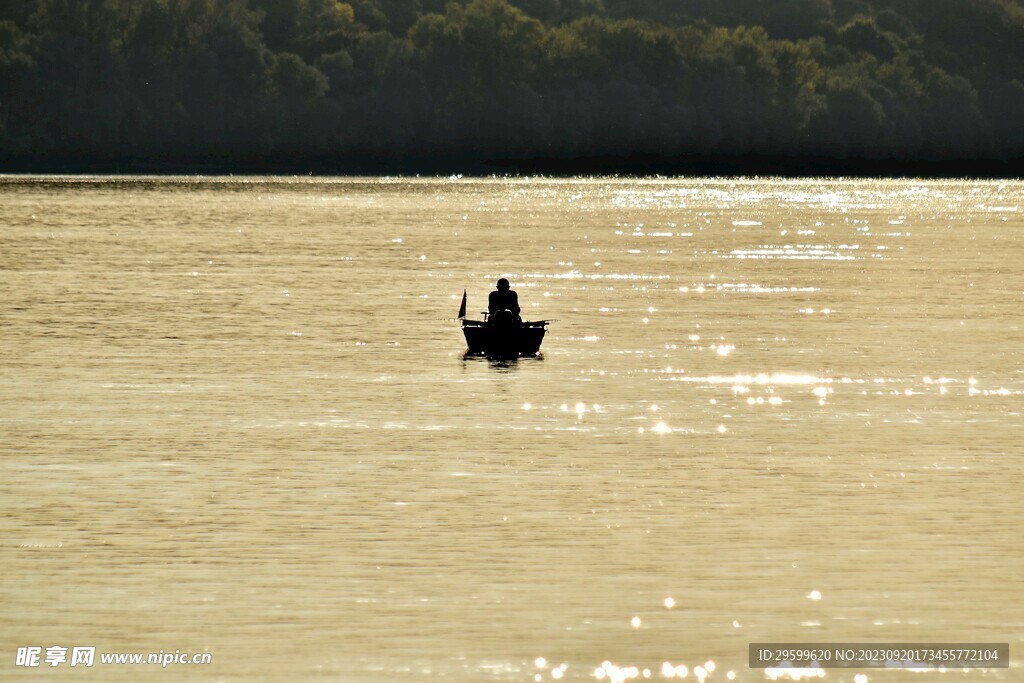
1;177;1021;681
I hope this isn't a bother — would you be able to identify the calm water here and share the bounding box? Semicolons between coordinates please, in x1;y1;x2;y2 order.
1;176;1022;682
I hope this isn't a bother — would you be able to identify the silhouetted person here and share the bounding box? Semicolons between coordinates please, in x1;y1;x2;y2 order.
488;278;521;319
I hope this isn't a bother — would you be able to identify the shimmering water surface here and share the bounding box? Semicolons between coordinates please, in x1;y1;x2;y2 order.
1;177;1022;682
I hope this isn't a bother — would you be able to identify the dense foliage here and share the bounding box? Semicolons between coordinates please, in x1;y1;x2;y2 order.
2;0;1023;171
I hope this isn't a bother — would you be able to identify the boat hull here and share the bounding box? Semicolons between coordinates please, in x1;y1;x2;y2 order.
462;319;547;357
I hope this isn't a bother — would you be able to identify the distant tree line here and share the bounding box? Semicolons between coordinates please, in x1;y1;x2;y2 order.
1;0;1023;172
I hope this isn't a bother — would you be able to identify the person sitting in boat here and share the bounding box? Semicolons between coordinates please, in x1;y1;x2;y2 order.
488;278;521;321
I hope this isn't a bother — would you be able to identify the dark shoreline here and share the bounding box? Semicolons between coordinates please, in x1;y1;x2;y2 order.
2;153;1023;179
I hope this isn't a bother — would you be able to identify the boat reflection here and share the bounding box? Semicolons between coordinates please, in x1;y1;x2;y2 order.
460;351;544;372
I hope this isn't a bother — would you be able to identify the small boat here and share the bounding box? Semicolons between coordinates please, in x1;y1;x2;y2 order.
462;309;549;358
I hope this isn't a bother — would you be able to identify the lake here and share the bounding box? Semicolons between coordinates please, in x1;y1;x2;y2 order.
1;176;1021;681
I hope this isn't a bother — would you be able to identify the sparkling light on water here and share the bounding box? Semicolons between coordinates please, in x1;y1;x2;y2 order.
3;176;1021;683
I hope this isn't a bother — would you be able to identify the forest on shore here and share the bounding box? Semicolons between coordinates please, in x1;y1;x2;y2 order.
1;0;1023;174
